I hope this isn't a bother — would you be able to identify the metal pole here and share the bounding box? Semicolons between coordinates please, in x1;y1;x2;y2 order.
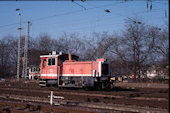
22;42;25;78
17;13;22;81
23;21;30;79
50;91;53;105
25;21;30;79
22;21;26;79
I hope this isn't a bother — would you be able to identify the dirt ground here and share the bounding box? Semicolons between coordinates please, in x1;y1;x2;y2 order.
0;79;169;113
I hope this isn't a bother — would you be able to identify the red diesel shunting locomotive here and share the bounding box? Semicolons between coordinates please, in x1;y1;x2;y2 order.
39;51;112;89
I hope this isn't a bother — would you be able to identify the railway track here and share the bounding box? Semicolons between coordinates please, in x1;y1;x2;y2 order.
0;87;168;102
1;81;168;98
0;80;169;112
0;94;168;113
0;87;169;110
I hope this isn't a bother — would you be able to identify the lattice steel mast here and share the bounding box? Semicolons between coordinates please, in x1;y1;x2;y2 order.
22;21;30;79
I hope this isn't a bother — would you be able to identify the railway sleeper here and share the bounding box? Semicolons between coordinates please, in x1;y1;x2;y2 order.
39;80;46;87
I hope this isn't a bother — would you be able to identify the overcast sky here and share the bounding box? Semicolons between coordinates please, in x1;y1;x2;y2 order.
0;0;169;39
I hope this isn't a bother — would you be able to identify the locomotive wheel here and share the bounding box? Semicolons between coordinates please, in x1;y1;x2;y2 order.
94;82;102;90
102;81;110;89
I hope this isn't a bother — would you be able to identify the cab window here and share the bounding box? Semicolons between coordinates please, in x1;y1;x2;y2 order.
48;58;55;66
43;59;47;68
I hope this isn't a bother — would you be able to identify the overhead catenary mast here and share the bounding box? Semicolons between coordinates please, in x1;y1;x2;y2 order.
16;9;22;81
22;21;30;79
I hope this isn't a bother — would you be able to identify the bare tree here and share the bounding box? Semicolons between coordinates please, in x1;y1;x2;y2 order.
0;36;17;77
36;33;53;52
109;17;159;80
81;32;114;60
55;33;85;55
150;24;169;78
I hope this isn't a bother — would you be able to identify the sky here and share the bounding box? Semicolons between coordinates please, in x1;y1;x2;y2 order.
0;0;169;39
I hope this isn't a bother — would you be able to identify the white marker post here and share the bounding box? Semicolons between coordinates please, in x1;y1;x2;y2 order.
50;91;53;105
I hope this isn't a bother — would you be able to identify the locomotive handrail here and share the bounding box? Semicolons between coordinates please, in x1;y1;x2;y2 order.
57;66;62;87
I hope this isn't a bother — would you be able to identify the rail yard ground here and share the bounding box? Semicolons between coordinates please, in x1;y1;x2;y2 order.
0;79;169;113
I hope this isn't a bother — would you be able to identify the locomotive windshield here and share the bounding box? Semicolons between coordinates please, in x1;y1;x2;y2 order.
102;63;109;75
